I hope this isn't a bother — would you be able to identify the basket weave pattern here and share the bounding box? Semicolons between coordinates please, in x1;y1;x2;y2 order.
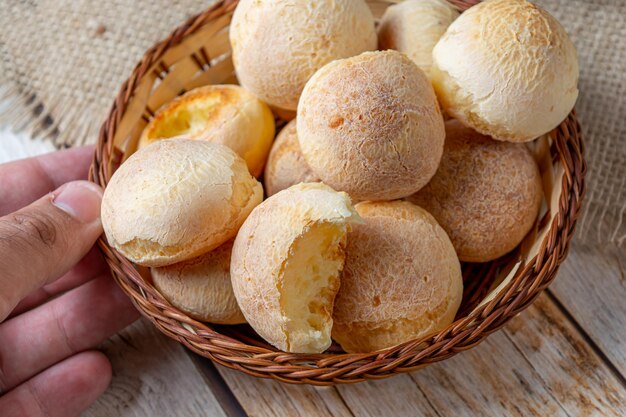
90;0;586;385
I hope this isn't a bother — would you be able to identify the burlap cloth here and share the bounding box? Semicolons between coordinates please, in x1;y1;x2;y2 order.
0;0;624;246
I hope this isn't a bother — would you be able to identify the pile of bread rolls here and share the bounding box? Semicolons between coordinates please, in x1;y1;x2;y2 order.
101;0;578;353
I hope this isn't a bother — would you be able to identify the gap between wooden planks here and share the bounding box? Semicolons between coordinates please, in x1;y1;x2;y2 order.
550;243;626;377
82;320;228;417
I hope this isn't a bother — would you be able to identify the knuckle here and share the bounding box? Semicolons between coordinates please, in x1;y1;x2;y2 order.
52;302;76;355
0;211;58;250
26;378;49;417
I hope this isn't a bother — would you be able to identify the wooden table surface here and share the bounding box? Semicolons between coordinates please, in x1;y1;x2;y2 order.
1;133;625;417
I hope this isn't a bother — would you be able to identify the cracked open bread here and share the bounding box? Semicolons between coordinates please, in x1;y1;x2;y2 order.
138;85;275;177
230;183;360;353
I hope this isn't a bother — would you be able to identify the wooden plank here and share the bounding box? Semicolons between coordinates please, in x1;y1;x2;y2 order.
550;242;626;375
335;375;439;417
406;294;625;417
188;354;249;417
212;291;625;417
82;319;228;417
217;366;353;417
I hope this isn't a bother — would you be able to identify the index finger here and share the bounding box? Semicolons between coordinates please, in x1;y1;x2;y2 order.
0;145;95;216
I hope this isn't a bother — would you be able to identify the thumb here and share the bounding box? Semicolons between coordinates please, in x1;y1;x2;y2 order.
0;180;104;321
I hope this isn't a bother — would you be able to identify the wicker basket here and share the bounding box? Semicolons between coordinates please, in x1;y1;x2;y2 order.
90;0;586;385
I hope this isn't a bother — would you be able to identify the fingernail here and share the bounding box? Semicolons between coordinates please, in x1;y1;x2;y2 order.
53;181;103;223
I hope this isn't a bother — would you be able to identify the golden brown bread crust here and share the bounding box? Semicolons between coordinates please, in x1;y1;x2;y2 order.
230;0;377;111
407;120;543;262
101;139;263;267
141;86;240;142
139;85;275;177
332;200;462;353
298;51;445;201
431;0;578;142
264;119;320;197
152;240;245;325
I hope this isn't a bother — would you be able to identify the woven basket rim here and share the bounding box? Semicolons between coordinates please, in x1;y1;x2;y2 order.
89;0;587;385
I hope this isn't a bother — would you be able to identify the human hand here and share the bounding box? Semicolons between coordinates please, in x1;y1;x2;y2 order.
0;146;139;417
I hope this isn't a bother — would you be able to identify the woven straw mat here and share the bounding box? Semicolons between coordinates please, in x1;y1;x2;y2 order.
0;0;624;246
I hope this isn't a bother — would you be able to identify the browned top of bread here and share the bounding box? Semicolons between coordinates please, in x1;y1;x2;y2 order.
407;120;542;262
332;200;462;352
298;51;445;201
